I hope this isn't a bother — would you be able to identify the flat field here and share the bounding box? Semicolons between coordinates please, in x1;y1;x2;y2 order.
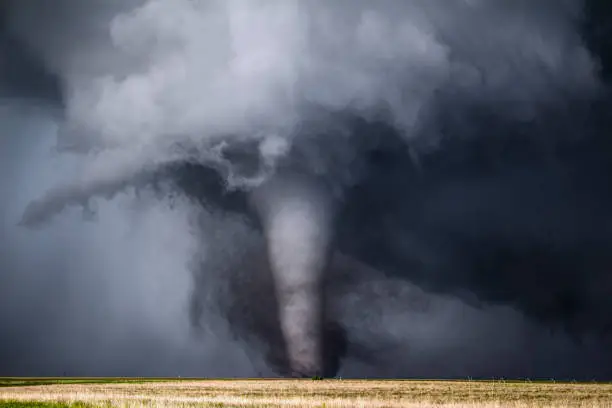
1;378;611;408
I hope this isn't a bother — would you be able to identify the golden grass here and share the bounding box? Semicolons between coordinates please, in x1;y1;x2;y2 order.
1;379;612;408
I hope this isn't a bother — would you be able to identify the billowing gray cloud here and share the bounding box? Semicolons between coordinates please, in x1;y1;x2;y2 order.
1;0;612;379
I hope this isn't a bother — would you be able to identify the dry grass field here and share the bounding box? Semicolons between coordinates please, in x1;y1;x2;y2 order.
1;379;612;408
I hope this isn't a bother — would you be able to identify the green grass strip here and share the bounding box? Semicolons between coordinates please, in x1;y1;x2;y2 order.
0;402;92;408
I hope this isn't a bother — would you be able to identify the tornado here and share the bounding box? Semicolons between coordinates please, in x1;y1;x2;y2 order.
249;171;336;377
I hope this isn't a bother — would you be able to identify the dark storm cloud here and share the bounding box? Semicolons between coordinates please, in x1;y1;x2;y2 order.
1;0;612;379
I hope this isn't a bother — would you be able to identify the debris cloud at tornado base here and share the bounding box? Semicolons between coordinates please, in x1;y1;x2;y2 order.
1;0;612;379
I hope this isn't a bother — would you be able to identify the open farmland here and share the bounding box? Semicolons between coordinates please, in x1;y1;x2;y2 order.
1;379;612;408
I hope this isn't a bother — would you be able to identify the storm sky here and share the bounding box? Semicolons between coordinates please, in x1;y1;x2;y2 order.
1;0;612;379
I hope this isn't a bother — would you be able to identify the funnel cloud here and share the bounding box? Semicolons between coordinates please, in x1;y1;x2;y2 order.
2;0;612;379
